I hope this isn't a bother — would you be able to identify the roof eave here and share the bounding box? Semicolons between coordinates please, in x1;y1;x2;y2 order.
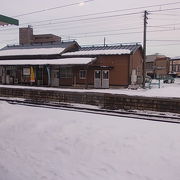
0;14;19;26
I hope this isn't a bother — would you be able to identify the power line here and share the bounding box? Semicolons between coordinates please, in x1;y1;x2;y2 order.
70;31;143;38
149;7;180;13
147;40;180;42
17;1;180;26
1;24;180;40
14;0;94;17
0;25;143;40
0;1;179;33
14;1;180;19
148;42;180;47
150;12;180;16
148;22;180;28
0;17;143;35
1;1;180;48
0;21;142;34
62;26;143;36
29;12;143;28
37;21;142;31
0;16;143;34
20;8;142;26
69;27;180;39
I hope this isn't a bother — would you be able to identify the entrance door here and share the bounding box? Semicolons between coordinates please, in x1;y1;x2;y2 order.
51;69;59;87
102;70;109;88
94;70;109;88
94;70;101;88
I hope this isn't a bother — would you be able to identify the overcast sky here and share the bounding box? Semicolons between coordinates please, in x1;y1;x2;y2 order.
1;0;180;57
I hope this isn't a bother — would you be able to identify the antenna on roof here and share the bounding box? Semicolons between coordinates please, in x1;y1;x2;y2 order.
104;37;106;47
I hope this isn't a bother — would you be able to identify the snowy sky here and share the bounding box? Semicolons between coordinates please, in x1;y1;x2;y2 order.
1;0;180;57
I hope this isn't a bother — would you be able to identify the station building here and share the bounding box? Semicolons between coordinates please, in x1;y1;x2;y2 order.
0;27;143;89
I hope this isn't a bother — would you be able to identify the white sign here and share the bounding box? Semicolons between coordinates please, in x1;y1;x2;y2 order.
23;68;30;76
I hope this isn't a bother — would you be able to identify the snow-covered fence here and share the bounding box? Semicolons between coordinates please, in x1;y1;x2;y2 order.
0;86;179;113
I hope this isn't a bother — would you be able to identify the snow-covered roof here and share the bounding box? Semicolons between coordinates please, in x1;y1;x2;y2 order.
0;58;95;65
63;49;131;56
171;56;180;60
0;47;65;56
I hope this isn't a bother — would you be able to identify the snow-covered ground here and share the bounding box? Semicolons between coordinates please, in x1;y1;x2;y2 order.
0;101;180;180
0;78;180;98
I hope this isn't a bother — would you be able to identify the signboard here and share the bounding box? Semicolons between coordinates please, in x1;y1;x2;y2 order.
30;66;35;82
0;14;19;26
23;68;30;76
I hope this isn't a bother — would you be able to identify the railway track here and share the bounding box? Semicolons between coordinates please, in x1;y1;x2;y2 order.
0;97;180;124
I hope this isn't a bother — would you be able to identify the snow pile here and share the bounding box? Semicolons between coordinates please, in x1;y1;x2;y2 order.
0;101;180;180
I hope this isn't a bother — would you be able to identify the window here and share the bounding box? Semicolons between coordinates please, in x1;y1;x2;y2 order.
95;70;101;79
177;65;180;72
59;67;72;78
103;70;109;79
79;70;87;79
172;65;176;72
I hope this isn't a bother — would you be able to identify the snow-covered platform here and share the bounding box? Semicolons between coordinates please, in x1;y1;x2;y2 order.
0;78;180;98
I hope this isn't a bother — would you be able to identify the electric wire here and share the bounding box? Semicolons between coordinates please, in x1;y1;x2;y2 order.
14;1;180;18
1;1;180;50
14;0;94;17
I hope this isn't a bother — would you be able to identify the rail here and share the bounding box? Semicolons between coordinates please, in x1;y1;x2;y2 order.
0;98;180;124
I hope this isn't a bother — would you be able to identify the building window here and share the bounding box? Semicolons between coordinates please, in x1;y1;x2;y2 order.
95;70;101;79
172;65;176;72
79;70;87;79
177;65;180;72
59;67;72;78
103;70;109;79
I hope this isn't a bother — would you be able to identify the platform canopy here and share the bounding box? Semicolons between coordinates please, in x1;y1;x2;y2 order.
0;14;19;26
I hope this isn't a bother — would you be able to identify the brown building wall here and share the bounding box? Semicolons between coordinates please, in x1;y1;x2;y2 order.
33;34;61;44
170;59;180;76
19;27;61;45
73;50;143;87
19;27;33;45
155;58;170;76
59;78;73;86
72;55;129;87
93;55;129;86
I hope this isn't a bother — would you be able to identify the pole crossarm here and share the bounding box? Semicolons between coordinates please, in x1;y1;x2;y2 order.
0;14;19;26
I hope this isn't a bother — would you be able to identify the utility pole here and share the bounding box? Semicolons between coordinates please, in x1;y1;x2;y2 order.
142;10;148;88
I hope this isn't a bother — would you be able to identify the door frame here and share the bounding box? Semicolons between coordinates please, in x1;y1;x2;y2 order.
94;70;109;88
